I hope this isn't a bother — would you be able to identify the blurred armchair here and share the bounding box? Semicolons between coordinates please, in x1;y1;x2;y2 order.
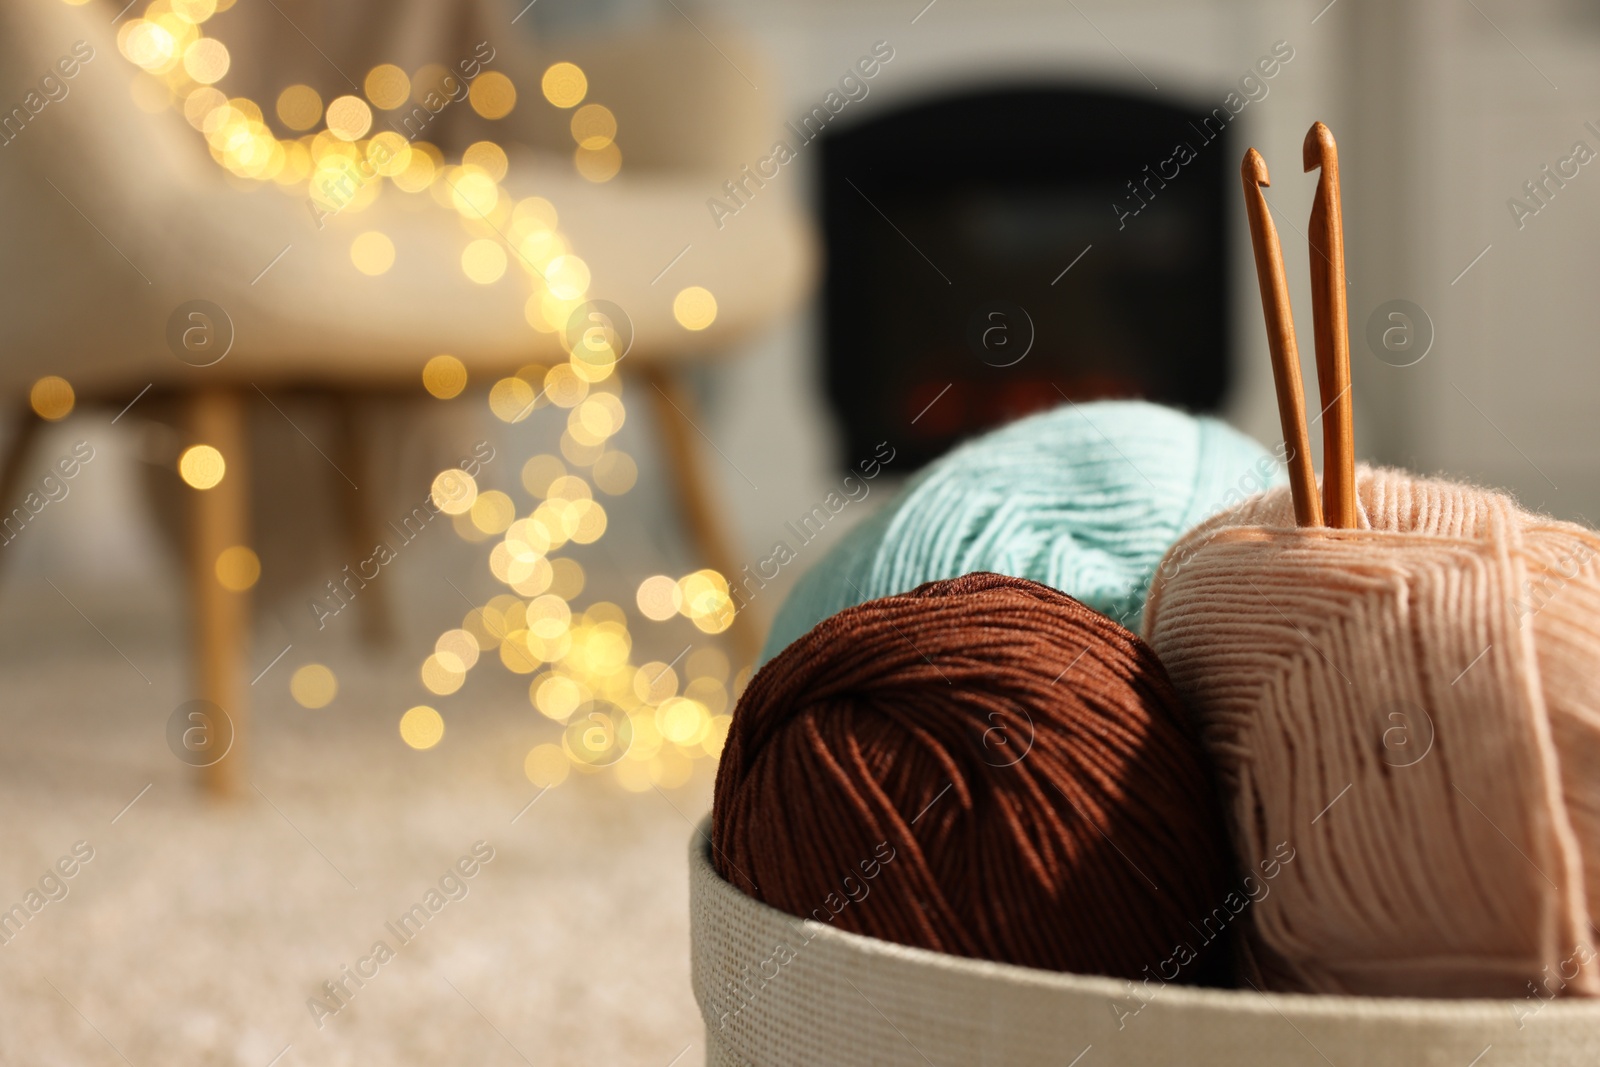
0;0;815;792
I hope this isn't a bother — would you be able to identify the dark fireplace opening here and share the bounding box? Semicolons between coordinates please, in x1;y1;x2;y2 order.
819;86;1233;472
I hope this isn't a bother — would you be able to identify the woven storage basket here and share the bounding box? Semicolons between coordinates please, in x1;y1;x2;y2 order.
689;819;1600;1066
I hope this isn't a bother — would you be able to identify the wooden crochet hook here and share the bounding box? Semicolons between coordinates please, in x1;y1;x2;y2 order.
1303;122;1356;528
1241;148;1322;528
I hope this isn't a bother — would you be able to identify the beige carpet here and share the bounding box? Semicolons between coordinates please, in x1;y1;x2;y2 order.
0;579;711;1066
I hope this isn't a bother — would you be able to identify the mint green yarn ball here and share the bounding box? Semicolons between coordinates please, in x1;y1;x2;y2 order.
760;401;1285;663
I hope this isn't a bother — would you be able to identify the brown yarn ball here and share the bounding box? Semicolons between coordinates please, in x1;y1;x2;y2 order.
712;572;1234;981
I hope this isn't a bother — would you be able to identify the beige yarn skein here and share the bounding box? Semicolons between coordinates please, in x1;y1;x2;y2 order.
1143;466;1600;998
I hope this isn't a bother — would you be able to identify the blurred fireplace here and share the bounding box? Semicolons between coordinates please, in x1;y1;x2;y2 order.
819;86;1233;471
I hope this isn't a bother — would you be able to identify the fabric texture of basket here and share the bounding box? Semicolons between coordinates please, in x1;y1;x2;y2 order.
689;818;1600;1065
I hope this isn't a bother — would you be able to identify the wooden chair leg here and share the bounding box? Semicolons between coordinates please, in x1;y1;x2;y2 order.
0;405;43;578
188;389;250;796
331;393;394;648
639;364;762;667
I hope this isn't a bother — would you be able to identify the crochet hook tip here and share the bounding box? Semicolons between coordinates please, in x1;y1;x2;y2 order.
1242;147;1271;188
1302;121;1336;172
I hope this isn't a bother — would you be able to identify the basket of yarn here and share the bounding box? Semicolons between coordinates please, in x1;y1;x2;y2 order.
688;123;1600;1065
761;399;1285;662
694;569;1600;1063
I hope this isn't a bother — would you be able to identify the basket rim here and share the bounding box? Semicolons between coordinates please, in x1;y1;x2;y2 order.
690;816;1600;1020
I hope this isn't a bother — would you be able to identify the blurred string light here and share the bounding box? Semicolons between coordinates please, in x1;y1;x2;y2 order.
422;362;751;791
422;354;468;399
178;444;225;489
400;705;444;749
29;376;75;420
673;286;719;331
108;0;625;225
350;230;395;276
214;545;260;592
98;0;742;788
290;663;338;708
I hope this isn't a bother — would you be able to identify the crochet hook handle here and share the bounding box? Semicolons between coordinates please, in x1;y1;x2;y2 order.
1242;148;1322;528
1304;122;1357;529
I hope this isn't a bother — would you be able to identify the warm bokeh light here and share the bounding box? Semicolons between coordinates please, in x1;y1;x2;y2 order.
364;64;410;110
435;629;481;673
489;377;536;423
656;697;706;745
275;84;322;130
545;255;591;301
569;500;607;544
571;393;624;445
394;146;436;192
547;474;591;503
463;141;509;181
514;195;560;229
368;131;412;176
462;238;508;284
685;677;728;717
636;576;682;622
178;445;226;489
399;705;444;749
470;490;516;534
182;38;229;84
469;71;517;119
575;143;622;183
185;86;225;129
499;634;539;674
505;518;552;560
431;469;478;515
564;707;631;767
325;95;373;140
350;231;396;275
534;674;582;721
29;376;75;421
449;171;498;218
634;662;678;705
527;594;573;639
679;569;735;634
422;354;467;399
673;286;718;331
570;104;617;150
544;364;588;408
520;455;564;497
290;664;338;709
507;558;554;599
520;230;565;273
560;432;603;468
214;545;260;592
421;654;465;695
541;62;587;108
170;0;217;19
120;20;179;73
